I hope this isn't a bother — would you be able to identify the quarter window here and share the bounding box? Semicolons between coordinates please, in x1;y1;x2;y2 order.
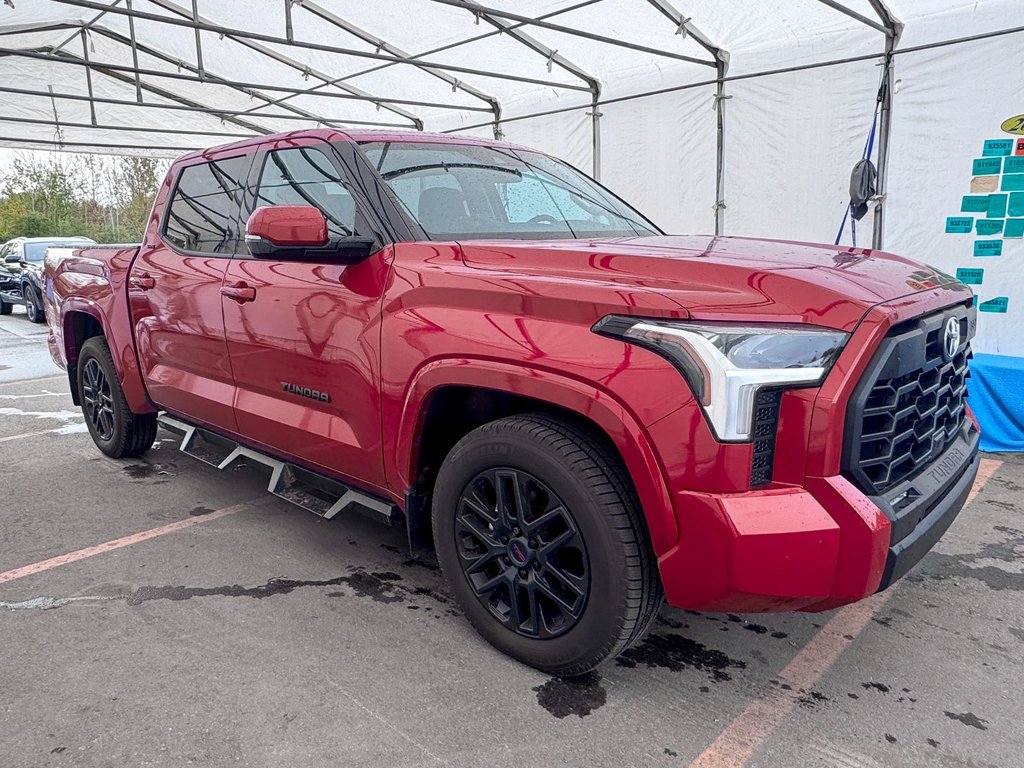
163;156;250;254
255;147;357;238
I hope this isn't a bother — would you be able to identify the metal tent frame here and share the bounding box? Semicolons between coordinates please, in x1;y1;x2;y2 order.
0;0;906;244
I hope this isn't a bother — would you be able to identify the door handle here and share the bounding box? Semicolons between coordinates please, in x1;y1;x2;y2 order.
221;281;256;303
129;272;155;291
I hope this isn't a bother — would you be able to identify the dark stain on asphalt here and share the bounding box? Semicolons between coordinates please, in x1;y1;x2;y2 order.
188;505;215;516
123;463;157;479
927;738;940;748
796;691;829;709
919;525;1024;591
663;748;679;757
533;672;607;719
743;622;768;634
944;711;988;730
862;681;890;693
615;633;746;681
884;734;897;744
127;569;408;606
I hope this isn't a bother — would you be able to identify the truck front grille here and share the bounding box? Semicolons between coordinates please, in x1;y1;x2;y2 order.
750;388;781;488
844;304;973;497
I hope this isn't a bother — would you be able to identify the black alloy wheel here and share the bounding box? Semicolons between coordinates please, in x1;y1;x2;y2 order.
455;467;590;639
25;287;43;323
81;357;116;441
433;414;663;675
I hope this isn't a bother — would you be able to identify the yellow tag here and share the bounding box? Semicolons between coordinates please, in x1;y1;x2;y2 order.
1002;114;1024;135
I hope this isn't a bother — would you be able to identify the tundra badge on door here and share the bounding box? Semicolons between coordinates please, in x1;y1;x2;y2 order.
281;381;330;403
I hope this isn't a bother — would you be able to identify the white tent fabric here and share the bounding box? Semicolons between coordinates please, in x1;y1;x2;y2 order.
1;0;1022;355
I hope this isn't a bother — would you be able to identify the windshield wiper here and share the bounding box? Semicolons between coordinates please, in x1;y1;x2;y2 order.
381;162;522;180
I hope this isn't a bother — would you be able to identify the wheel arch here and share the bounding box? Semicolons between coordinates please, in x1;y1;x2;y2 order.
392;359;679;556
61;307;106;405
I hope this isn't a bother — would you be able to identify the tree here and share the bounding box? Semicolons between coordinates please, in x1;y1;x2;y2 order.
0;151;168;243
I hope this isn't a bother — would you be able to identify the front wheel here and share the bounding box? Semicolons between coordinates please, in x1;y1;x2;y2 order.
24;285;44;323
77;336;157;458
433;414;662;676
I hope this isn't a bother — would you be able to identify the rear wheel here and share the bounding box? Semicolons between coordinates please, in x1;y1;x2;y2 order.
24;285;44;323
433;414;662;676
77;336;157;458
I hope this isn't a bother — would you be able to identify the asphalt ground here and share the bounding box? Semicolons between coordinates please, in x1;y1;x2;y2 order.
1;305;1022;768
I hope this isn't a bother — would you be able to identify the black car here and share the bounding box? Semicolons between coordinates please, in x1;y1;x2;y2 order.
0;237;94;322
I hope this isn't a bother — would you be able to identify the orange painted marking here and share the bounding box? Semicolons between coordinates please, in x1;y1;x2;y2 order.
689;457;1002;768
0;501;254;585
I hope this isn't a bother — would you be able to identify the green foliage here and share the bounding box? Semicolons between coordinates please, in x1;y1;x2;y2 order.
0;152;169;244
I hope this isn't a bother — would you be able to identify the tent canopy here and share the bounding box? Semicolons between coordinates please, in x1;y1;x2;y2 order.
2;1;1023;358
0;0;949;154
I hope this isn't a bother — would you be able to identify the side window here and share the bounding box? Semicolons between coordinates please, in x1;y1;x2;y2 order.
163;156;250;254
255;147;358;238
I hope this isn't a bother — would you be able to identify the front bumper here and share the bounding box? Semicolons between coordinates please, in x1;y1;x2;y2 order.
656;421;980;613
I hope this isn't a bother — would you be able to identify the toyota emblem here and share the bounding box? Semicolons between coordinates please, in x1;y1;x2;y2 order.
942;316;961;361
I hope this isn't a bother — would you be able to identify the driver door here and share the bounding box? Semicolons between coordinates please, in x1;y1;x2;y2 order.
223;138;391;493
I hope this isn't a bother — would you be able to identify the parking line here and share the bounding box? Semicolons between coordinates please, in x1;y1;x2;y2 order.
0;430;54;443
689;457;1003;768
0;374;65;387
0;500;259;585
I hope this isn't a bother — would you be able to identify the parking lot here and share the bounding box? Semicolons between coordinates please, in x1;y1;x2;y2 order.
1;306;1022;768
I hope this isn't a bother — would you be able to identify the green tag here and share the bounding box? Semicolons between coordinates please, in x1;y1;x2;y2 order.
1010;193;1024;217
1005;219;1024;239
1001;174;1024;192
983;139;1014;156
988;194;1008;218
946;216;973;233
979;296;1009;313
1005;156;1024;174
956;268;984;284
962;195;990;212
974;157;1003;175
974;240;1003;256
976;219;1004;236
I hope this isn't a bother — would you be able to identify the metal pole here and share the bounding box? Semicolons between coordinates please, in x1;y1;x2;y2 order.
192;0;204;79
714;56;730;235
872;45;894;250
80;30;98;126
126;0;143;102
590;88;602;180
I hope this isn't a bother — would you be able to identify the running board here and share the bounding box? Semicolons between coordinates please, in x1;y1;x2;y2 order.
157;414;400;526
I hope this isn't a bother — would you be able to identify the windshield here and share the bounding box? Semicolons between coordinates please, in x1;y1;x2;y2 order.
23;241;82;262
359;141;662;240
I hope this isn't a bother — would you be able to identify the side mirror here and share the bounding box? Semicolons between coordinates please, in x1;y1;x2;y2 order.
4;253;21;264
245;205;375;265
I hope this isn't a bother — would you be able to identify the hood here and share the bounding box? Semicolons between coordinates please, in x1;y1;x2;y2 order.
459;235;968;331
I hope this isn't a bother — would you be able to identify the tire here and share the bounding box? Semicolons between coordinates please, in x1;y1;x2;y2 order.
0;299;10;315
433;413;662;676
24;285;44;323
77;336;157;458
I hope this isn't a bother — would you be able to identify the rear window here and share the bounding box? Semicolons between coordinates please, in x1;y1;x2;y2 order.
163;156;251;254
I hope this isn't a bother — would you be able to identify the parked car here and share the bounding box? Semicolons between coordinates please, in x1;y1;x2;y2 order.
0;236;95;322
43;129;979;675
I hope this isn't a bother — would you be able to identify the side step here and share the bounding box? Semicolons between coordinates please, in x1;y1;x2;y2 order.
157;414;400;526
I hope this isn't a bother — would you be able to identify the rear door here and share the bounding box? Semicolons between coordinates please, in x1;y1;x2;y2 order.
222;138;392;492
129;154;252;432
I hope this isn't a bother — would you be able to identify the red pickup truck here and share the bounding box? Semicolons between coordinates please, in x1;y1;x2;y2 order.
44;129;979;675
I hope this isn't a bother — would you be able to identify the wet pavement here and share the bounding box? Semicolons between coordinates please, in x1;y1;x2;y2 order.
2;307;1022;768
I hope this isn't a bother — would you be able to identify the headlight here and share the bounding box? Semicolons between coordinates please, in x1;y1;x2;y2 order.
594;316;849;441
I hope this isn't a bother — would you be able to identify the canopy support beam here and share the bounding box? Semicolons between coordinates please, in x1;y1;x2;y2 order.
80;29;98;126
144;0;424;130
297;1;504;139
447;0;603;176
644;0;730;233
867;0;903;250
428;0;717;67
50;0;591;93
813;0;888;34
